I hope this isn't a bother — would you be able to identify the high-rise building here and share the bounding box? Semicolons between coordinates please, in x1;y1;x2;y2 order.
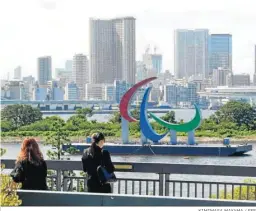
33;87;48;101
227;73;250;87
14;66;22;80
72;54;89;100
104;84;116;101
55;68;65;78
212;67;230;87
89;17;136;84
65;60;73;72
55;68;72;87
174;29;209;79
85;84;104;100
136;61;147;83
23;75;35;85
209;34;232;76
37;56;52;85
143;53;162;75
65;82;79;100
164;83;198;107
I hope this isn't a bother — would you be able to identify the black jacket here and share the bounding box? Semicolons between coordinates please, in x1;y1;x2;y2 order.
82;146;115;182
11;159;48;190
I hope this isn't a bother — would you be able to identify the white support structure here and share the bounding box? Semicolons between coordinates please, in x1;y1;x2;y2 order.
170;130;177;145
121;117;129;144
187;130;196;145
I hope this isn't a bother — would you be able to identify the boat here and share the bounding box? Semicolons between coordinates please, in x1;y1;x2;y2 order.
62;142;252;156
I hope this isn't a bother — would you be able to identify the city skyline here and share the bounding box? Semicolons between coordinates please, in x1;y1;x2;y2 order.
1;0;256;79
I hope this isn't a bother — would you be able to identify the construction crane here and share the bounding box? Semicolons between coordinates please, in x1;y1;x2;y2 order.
154;46;158;54
145;45;150;54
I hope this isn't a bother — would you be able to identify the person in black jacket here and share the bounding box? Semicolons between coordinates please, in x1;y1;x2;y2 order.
82;132;115;193
11;138;48;190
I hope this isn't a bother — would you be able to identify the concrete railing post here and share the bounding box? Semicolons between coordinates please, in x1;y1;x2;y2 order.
63;177;68;191
56;170;62;191
159;174;164;196
110;183;114;194
165;174;170;196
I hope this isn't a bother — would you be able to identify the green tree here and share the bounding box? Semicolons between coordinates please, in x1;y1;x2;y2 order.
0;148;22;206
44;118;79;191
1;120;13;132
44;116;81;156
209;101;256;129
130;108;140;120
161;111;176;123
1;105;42;129
109;107;141;124
44;118;75;160
109;111;121;124
65;115;88;131
75;108;93;120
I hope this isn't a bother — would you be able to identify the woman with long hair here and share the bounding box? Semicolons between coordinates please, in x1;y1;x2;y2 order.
10;138;48;190
82;132;115;193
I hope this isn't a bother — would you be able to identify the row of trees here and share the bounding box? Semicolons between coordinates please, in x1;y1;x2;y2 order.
2;101;256;138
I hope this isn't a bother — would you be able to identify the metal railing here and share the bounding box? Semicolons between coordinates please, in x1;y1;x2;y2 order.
165;179;256;200
17;190;256;206
2;159;256;200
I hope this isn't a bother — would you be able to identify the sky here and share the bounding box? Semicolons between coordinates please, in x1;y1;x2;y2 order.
0;0;256;80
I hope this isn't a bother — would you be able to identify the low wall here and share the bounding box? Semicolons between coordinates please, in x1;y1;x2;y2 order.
17;190;256;206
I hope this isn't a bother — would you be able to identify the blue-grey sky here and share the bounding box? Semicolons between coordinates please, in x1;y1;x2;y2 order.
1;0;256;79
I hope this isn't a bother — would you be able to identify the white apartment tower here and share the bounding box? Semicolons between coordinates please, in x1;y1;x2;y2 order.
89;17;136;84
72;54;89;100
174;29;209;79
212;67;231;87
37;56;52;85
14;66;22;80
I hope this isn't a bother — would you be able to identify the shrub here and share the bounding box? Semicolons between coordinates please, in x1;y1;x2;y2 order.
0;148;22;206
211;179;256;200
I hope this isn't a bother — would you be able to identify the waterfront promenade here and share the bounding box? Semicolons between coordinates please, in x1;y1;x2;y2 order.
2;159;256;206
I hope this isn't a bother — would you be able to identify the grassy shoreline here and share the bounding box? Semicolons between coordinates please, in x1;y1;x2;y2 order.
1;136;256;144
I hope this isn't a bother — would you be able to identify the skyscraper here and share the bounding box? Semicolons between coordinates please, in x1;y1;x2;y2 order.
89;17;136;84
209;34;232;76
174;29;209;79
37;56;52;85
65;60;73;72
143;53;162;75
14;66;22;80
72;54;89;100
212;67;230;87
136;61;147;82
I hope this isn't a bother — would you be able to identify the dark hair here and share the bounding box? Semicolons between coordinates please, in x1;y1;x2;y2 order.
91;132;105;144
90;132;105;156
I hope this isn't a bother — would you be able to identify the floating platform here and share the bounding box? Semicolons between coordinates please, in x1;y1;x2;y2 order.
62;143;253;156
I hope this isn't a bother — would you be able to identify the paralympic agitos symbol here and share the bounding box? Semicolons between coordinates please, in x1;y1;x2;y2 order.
119;77;202;143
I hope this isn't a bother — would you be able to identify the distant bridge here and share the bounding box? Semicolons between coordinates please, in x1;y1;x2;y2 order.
0;100;117;111
0;99;115;105
198;86;256;99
